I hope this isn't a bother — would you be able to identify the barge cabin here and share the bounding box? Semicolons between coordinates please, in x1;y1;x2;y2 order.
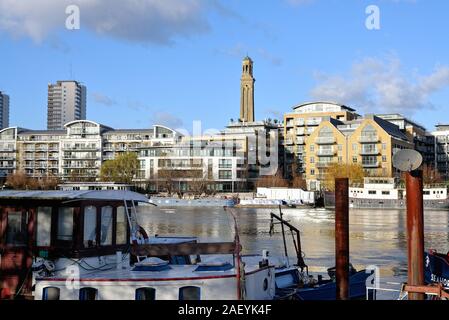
0;190;148;299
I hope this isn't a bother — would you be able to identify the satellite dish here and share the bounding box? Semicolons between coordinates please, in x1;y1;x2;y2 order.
392;149;423;172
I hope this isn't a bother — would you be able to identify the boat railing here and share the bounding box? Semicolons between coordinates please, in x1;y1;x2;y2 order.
365;282;403;300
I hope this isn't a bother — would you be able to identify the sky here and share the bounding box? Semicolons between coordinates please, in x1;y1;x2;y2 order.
1;0;449;134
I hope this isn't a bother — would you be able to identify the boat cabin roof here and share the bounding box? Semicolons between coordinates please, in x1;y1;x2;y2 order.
0;190;149;202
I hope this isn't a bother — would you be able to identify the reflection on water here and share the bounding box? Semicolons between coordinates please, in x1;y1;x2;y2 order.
138;206;449;298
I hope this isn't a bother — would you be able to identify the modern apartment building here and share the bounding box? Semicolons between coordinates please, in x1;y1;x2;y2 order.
47;81;87;130
304;115;413;190
0;121;181;181
432;124;449;179
0;91;9;129
283;102;360;178
0;119;277;192
376;114;435;165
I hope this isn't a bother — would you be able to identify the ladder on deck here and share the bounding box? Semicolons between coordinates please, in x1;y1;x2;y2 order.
124;199;142;244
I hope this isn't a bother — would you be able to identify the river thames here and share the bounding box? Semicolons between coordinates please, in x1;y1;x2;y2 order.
138;206;449;299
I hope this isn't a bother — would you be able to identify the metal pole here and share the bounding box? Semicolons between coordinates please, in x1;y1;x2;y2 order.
335;178;349;300
405;170;425;300
279;205;289;262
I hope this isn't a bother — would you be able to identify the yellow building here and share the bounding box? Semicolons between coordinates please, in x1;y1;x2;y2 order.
283;102;360;177
305;115;414;190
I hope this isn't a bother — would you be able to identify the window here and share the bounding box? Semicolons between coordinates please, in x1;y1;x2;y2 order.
79;287;98;300
382;143;387;150
338;145;342;151
6;211;27;246
36;207;52;247
352;157;358;163
382;155;387;162
219;159;232;169
116;207;127;245
338;156;342;163
136;288;156;300
310;145;314;152
352;144;358;151
43;287;60;300
219;170;232;180
83;206;97;248
101;206;113;246
57;207;74;241
179;286;201;300
368;191;377;195
310;169;315;176
382;191;390;195
310;157;315;164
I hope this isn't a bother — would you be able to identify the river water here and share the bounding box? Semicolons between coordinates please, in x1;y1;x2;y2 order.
137;206;449;300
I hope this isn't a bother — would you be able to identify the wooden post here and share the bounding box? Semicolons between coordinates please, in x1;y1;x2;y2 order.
405;170;425;300
335;178;349;300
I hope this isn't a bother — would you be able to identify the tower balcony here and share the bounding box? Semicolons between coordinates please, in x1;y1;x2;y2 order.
359;135;379;143
359;149;380;155
315;137;336;144
362;161;380;168
317;149;336;156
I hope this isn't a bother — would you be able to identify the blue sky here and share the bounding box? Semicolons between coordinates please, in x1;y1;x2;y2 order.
1;0;449;133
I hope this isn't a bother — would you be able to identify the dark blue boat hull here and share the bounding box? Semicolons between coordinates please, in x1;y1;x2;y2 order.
424;251;449;288
296;270;372;300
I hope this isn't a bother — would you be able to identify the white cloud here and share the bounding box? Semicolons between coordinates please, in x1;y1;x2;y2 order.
151;111;183;129
309;56;449;114
91;92;117;106
0;0;221;45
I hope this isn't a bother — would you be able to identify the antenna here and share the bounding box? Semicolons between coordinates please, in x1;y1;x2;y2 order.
392;149;423;172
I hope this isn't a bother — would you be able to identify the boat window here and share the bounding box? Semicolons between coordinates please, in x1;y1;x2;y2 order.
43;287;60;300
101;206;113;246
57;207;74;241
36;207;52;247
83;206;97;248
79;287;98;300
179;286;201;300
135;288;156;300
116;206;127;245
276;273;296;289
6;211;27;246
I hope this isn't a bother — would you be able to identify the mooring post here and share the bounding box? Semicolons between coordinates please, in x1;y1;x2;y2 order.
335;178;349;300
405;170;425;300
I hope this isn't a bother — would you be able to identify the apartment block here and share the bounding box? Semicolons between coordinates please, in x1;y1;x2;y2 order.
283;102;360;177
376;114;435;165
432;124;449;179
304;115;413;190
0;91;9;129
47;81;86;130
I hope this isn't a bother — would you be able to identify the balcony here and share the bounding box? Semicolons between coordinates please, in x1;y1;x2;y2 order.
285;139;294;145
306;120;321;126
316;162;330;168
296;128;305;135
316;137;336;144
286;121;294;127
359;135;379;143
316;149;336;156
362;161;380;168
296;138;306;145
295;119;305;126
359;149;379;155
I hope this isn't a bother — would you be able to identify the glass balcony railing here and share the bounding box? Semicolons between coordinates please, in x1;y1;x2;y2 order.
359;135;379;143
316;137;336;144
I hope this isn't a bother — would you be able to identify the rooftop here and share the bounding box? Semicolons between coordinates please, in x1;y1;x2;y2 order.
0;190;149;202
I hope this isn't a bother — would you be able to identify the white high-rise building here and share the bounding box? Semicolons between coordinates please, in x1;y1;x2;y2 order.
0;91;9;129
47;81;86;130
